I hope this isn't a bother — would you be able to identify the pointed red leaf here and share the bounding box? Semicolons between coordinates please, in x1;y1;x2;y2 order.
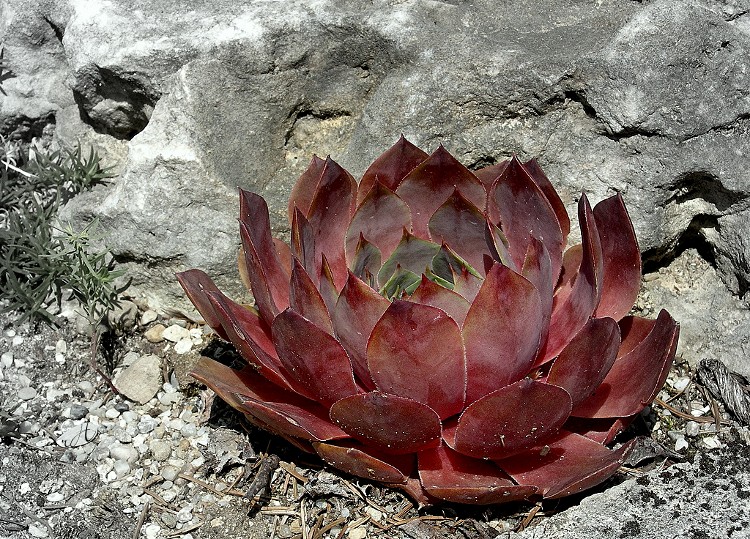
419;444;537;505
474;159;510;190
204;291;292;391
377;230;441;284
462;263;543;404
307;157;357;288
454;379;572;460
488;157;564;280
358;135;429;204
564;415;636;444
593;193;642;320
498;431;634;499
291;208;317;280
409;275;471;327
288;154;325;221
332;272;390;389
314;441;414;484
428;190;490;272
522;238;554;366
346;182;411;265
350;234;382;285
396;145;486;239
557;244;583;291
523;158;571;239
239;189;290;313
271;308;359;406
367;300;466;419
318;254;339;315
547;317;620;406
572;310;679;418
191;358;348;441
451;266;484;303
617;315;657;358
538;195;603;362
329;391;441;453
484;219;516;271
273;238;293;280
289;258;333;333
176;269;228;340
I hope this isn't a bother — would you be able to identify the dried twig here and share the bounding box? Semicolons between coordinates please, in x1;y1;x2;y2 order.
515;502;542;532
245;454;280;500
698;358;750;425
653;398;729;424
131;500;150;539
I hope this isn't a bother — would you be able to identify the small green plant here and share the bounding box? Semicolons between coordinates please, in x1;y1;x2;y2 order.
0;138;125;327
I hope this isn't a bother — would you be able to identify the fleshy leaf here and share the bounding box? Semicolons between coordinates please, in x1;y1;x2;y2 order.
271;308;359;406
288;154;325;221
409;275;471;327
484;219;516;271
289;258;333;333
418;444;537;505
314;441;414;484
431;244;482;284
498;431;634;499
191;358;347;441
367;300;467;419
204;291;292;391
350;234;382;287
473;159;510;190
488;157;564;280
428;190;489;272
453;379;572;460
239;189;290;310
462;263;543;404
572;310;679;418
332;272;390;389
318;254;339;315
451;266;484;303
291;208;317;279
522;238;554;365
547;317;620;406
564;415;636;445
593;193;642;320
176;269;228;340
377;231;441;285
273;238;293;280
358;135;429;204
557;244;583;292
346;182;412;265
379;266;421;300
307;157;357;288
537;194;603;363
396;145;486;239
523;158;571;239
329;392;441;453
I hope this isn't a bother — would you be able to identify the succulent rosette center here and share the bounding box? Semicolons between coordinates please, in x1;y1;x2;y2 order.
177;136;679;506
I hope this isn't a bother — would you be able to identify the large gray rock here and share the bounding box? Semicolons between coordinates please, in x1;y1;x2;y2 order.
510;440;750;539
2;0;750;376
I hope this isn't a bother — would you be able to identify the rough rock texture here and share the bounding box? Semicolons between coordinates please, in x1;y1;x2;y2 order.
2;0;750;375
510;441;750;539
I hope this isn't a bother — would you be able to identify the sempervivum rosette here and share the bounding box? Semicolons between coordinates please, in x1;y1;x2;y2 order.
177;136;679;505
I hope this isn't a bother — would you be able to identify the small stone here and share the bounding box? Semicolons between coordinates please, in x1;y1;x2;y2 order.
139;417;157;434
28;524;49;538
46;492;65;503
12;335;24;346
57;422;98;448
17;387;37;400
703;436;722;449
675;437;689;451
141;310;159;325
1;352;13;368
150;440;172;462
105;408;121;419
55;339;67;355
161;465;180;481
110;444;139;463
115;402;130;413
685;421;701;437
347;527;367;539
162;325;191;343
114;355;162;404
121;351;140;367
144;523;161;539
144;324;166;343
161;512;178;528
173;337;193;354
113;459;131;477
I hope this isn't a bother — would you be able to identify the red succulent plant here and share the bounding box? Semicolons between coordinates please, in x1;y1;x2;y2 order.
177;136;679;505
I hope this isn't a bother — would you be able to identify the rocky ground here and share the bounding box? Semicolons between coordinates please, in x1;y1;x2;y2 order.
1;257;749;539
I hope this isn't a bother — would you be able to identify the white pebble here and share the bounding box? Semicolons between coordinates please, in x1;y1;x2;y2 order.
162;325;190;343
113;460;131;477
110;444;139;463
55;339;67;355
28;524;48;538
173;337;193;354
17;387;37;400
150;440;172;462
144;523;161;539
703;436;722;449
12;336;24;346
141;310;158;325
0;352;12;368
162;465;180;482
105;408;121;419
46;492;65;503
674;437;689;451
